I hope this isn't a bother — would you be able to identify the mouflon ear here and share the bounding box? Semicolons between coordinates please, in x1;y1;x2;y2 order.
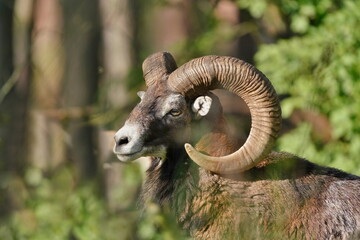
192;95;213;117
137;91;145;100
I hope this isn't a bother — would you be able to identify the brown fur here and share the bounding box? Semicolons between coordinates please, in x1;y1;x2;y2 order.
142;149;360;240
140;100;360;239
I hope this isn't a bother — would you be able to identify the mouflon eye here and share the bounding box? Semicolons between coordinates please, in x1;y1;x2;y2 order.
169;109;182;116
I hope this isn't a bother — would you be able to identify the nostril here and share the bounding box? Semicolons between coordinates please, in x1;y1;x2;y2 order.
118;136;129;145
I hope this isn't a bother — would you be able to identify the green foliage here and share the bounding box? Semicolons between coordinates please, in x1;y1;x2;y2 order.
138;203;188;240
237;0;343;33
0;164;187;240
0;167;139;240
256;0;360;174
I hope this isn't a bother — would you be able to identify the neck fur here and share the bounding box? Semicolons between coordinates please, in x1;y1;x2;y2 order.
140;144;199;207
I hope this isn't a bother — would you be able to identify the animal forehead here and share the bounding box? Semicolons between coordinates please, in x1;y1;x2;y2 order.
161;93;186;109
142;91;185;110
130;88;186;119
139;84;183;105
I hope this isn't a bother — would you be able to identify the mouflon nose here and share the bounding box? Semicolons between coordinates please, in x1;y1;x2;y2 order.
113;123;143;154
115;136;129;146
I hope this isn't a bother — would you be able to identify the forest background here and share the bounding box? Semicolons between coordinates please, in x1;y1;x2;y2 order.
1;0;359;239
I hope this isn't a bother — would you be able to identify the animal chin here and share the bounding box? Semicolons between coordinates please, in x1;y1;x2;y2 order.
145;145;167;160
115;145;167;163
115;150;144;162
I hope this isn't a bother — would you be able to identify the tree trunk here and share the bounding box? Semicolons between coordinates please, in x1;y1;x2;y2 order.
0;0;33;216
61;0;100;182
98;0;136;211
27;0;65;171
0;1;14;87
0;0;33;173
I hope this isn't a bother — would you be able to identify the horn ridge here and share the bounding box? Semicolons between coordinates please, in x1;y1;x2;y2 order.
167;55;281;174
142;52;177;87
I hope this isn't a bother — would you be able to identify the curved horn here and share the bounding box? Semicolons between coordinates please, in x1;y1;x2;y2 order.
142;52;177;87
167;56;281;174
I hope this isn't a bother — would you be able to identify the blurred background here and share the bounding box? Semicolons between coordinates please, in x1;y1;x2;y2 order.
0;0;359;239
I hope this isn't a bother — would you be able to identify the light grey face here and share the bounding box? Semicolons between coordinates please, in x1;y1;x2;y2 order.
113;81;216;163
113;89;191;163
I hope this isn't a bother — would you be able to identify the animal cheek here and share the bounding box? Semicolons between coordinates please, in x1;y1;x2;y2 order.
176;113;191;126
162;117;186;129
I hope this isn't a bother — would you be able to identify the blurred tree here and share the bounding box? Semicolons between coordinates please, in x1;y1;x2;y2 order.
0;0;32;172
61;0;101;182
0;0;15;154
99;0;134;110
27;0;65;171
0;0;15;218
0;0;14;88
0;0;33;217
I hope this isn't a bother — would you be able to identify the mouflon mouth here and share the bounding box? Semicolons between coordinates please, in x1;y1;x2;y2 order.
113;146;143;162
114;152;143;162
113;145;167;163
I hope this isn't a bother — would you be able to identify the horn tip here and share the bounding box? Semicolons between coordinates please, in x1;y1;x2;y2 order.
184;143;194;153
